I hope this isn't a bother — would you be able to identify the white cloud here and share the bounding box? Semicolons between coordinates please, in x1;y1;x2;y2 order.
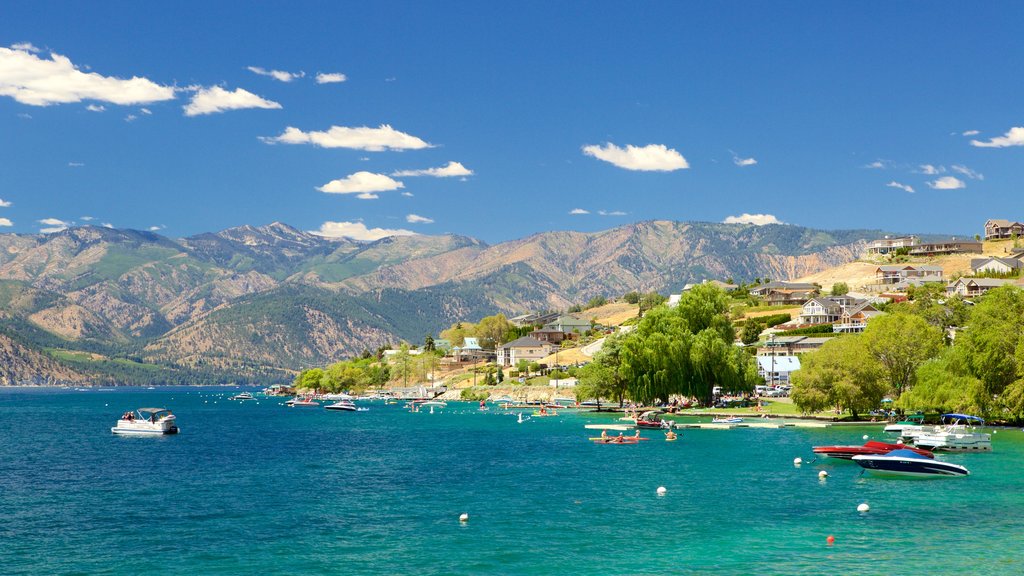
962;130;980;136
951;164;983;180
38;217;68;233
317;171;405;195
247;66;304;82
17;112;32;119
864;160;888;169
311;221;416;241
124;113;137;122
406;214;434;224
0;46;176;106
0;218;12;226
148;225;166;231
598;210;627;216
401;192;414;197
140;107;151;115
569;208;590;215
80;215;93;221
261;124;432;151
68;161;84;167
886;181;915;193
928;176;966;190
10;42;39;53
392;161;473;178
316;72;347;84
85;104;105;112
918;164;945;175
732;154;757;167
0;198;11;207
183;86;281;116
971;127;1024;148
356;193;378;200
582;142;689;171
723;213;783;226
101;222;113;228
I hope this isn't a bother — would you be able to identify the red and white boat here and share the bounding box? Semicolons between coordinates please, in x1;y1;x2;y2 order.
813;440;933;460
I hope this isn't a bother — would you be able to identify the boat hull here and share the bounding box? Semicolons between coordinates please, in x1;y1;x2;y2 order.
111;426;178;435
852;454;968;478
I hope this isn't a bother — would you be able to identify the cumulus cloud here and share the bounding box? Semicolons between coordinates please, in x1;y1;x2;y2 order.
392;161;473;178
10;42;39;53
569;208;590;215
401;192;414;197
316;72;347;84
0;198;11;207
38;217;69;233
0;218;12;226
140;107;151;115
80;215;93;221
962;130;980;136
124;113;137;122
406;214;434;224
951;164;983;180
85;104;105;112
886;181;915;193
723;213;783;226
598;210;627;216
311;221;416;241
582;142;689;171
971;127;1024;148
864;160;888;169
918;164;945;175
317;171;405;196
261;124;432;151
183;86;281;116
928;176;966;190
732;154;757;167
247;66;304;82
101;222;114;228
148;225;166;231
0;45;176;106
356;193;378;200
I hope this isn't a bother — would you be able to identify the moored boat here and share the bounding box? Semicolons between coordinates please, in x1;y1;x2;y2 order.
636;411;670;429
813;440;933;460
913;414;991;452
852;449;969;478
712;417;743;424
884;413;925;434
325;400;358;411
112;408;179;435
287;396;319;407
230;392;255;401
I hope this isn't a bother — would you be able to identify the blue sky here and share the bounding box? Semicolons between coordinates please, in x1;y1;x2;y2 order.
1;2;1022;242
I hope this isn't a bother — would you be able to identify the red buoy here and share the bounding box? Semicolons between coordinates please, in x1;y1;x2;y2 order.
826;535;835;545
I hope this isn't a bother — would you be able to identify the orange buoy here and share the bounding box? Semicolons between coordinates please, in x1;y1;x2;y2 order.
826;535;835;545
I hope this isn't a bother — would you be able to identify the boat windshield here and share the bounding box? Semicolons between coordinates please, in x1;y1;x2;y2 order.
138;408;172;420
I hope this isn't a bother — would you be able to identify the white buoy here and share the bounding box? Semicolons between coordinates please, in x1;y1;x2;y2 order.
818;470;828;479
862;434;869;440
857;503;870;513
794;457;803;466
459;513;469;523
656;486;667;496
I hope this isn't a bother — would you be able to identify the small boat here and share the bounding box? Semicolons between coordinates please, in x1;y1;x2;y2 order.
325;400;358;411
635;411;669;429
230;392;255;401
112;408;179;435
532;408;558;417
323;393;355;401
712;417;743;424
591;435;643;444
814;440;933;460
852;449;970;478
912;414;992;452
884;413;925;434
287;396;319;407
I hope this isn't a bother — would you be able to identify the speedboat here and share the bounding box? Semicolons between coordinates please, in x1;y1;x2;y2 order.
230;392;255;401
912;414;991;452
323;393;355;401
112;408;179;435
325;400;358;411
814;440;933;460
635;411;667;429
712;417;743;424
286;396;319;407
884;413;925;434
852;449;969;478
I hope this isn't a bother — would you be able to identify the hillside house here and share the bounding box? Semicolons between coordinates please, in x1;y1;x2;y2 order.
497;336;554;367
529;327;570;344
833;302;884;333
985;219;1024;241
947;277;1022;298
875;265;944;286
509;312;560;328
797;296;877;327
756;336;831;356
757;355;801;385
763;288;817;305
749;282;818;298
971;256;1024;275
449;337;494;363
866;235;919;255
544;315;592;334
908;238;983;256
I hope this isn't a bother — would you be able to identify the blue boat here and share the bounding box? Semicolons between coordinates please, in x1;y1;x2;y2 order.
852;449;969;478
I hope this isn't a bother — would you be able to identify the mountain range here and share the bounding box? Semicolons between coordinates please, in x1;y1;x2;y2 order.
0;220;887;385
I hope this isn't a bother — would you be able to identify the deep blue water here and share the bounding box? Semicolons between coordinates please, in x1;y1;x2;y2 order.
2;387;1023;575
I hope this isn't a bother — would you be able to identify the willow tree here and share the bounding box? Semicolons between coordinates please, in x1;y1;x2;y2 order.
899;347;987;415
791;336;886;418
957;286;1024;418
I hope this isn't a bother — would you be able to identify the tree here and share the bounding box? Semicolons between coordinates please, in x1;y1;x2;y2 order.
791;336;886;418
861;312;943;398
622;291;641;304
957;286;1024;415
424;335;436;352
295;368;325;392
476;314;513;349
516;359;530;378
585;295;608;309
899;347;986;415
496;365;504;384
440;321;474;348
393;343;414;388
741;319;764;345
639;292;667;315
575;361;614;410
676;283;734;342
830;282;850;296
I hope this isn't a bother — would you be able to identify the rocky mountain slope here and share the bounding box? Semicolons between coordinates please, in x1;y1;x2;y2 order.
0;220;885;384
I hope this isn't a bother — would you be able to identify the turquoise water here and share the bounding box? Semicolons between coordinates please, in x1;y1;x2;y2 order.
2;388;1023;575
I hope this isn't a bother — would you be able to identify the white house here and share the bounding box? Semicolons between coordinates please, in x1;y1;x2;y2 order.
970;257;1024;275
757;355;801;385
497;336;554;367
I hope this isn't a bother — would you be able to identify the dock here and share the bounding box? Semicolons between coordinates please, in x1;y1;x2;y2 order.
675;421;833;430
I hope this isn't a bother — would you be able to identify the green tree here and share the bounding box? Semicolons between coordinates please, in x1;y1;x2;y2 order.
476;314;513;349
424;335;436;352
741;319;764;345
830;282;850;296
392;343;414;388
957;286;1024;416
516;358;530;378
639;292;667;315
899;347;986;415
791;336;886;418
295;368;325;392
622;291;641;304
861;312;944;398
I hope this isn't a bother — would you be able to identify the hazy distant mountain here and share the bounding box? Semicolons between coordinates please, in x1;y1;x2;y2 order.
0;220;881;384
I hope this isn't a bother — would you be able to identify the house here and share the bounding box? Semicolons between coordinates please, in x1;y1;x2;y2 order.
529;327;570;344
908;238;983;256
971;256;1024;275
449;337;494;363
947;277;1022;298
985;219;1024;241
875;265;944;286
866;235;919;255
497;336;555;367
833;302;884;333
749;282;818;297
763;288;818;305
544;315;592;334
509;312;560;328
756;336;831;356
757;355;801;385
666;294;682;307
799;297;843;324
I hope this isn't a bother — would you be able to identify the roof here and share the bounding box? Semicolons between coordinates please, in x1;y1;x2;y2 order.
547;315;591;326
986;219;1016;227
972;257;1024;269
877;264;942;272
461;337;482;350
530;327;565;333
501;336;550;349
967;278;1016;287
757;356;801;372
804;297;840;310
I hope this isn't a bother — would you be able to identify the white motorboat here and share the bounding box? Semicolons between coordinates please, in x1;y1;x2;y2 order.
884;413;925;434
852;449;970;478
286;396;319;407
325;400;358;411
230;392;255;401
112;408;179;435
323;393;355;401
912;414;991;452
